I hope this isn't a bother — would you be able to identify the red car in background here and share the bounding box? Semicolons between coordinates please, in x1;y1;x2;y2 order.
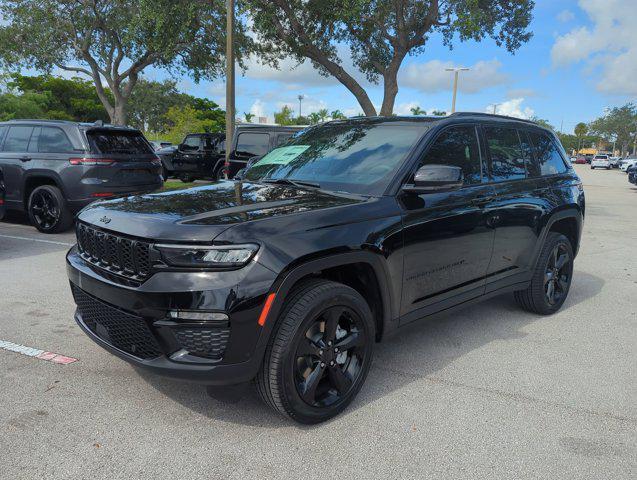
574;155;587;164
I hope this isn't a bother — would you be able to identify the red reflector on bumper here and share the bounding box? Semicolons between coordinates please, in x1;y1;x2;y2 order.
91;192;114;198
258;293;276;327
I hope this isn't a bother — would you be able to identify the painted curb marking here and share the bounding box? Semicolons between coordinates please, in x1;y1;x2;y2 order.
0;339;78;364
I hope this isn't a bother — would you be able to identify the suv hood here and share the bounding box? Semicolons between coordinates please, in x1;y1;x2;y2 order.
77;180;367;242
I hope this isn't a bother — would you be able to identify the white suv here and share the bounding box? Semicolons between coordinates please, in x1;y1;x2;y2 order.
591;155;610;169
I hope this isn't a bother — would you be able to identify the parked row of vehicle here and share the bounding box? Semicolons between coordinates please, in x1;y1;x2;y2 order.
158;124;303;183
0;119;309;232
573;153;636;170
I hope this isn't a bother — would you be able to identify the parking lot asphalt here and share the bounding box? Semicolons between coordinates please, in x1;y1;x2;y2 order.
1;166;635;479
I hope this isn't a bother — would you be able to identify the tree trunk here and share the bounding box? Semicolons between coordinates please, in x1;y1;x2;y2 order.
379;76;398;116
111;102;128;126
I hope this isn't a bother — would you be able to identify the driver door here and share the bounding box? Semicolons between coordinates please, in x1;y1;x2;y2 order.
398;124;496;323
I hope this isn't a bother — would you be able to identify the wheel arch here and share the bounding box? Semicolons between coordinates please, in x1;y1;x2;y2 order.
264;251;396;342
540;208;583;259
22;171;66;207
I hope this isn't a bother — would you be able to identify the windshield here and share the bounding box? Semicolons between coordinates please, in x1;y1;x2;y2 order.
243;122;428;195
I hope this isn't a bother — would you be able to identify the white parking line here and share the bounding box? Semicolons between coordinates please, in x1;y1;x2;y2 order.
0;339;78;364
0;234;74;247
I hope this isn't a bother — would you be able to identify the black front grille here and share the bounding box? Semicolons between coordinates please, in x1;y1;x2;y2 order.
72;285;162;360
173;327;230;360
76;223;152;281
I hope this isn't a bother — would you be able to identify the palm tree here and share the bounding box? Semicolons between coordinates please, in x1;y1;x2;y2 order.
244;112;254;123
317;108;329;122
574;122;588;153
410;106;425;115
330;109;346;120
431;110;447;116
308;112;321;124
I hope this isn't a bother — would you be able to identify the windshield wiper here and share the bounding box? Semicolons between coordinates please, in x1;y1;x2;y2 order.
261;178;321;189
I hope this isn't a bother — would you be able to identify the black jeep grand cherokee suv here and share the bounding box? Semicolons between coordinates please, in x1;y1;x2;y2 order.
0;120;162;233
67;114;584;423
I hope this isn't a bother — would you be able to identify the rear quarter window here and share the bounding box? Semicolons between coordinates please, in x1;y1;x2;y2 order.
528;131;568;176
86;129;153;155
37;127;75;153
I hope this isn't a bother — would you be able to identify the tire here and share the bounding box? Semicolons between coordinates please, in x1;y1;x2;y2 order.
28;185;73;233
180;174;195;183
256;279;375;424
514;232;574;315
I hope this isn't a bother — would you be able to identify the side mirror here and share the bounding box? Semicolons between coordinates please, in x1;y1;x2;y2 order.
402;164;463;193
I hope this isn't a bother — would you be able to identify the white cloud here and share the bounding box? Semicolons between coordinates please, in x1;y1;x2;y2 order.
401;59;508;94
393;102;421;116
486;98;534;119
557;9;575;22
551;0;637;95
249;99;267;119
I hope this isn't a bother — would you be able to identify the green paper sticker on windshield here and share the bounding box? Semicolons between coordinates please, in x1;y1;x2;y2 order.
257;145;309;166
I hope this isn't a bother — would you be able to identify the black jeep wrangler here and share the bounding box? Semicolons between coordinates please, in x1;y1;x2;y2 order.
0;120;162;232
67;114;584;423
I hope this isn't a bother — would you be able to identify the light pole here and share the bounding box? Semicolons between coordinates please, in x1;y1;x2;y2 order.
446;67;469;113
492;103;500;115
224;0;235;179
298;94;304;118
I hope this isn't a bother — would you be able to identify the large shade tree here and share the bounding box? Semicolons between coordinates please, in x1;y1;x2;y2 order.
245;0;534;116
0;0;249;125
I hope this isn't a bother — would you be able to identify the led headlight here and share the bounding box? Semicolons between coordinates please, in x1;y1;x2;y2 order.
155;243;259;268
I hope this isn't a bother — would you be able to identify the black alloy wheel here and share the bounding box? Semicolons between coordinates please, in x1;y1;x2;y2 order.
515;232;574;315
294;305;367;407
544;243;571;306
28;185;73;233
257;279;375;423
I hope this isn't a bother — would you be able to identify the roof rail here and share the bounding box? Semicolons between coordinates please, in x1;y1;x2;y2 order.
449;111;538;125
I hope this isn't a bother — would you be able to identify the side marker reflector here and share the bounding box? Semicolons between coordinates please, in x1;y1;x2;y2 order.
258;293;276;326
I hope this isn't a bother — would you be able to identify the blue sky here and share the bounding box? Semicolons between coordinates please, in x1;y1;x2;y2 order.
48;0;637;133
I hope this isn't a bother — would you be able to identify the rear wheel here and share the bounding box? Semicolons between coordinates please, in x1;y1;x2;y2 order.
256;279;375;424
28;185;73;233
515;232;574;315
179;174;195;183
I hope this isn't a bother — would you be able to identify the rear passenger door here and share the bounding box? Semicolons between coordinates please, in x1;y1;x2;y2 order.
28;126;78;180
481;125;550;292
0;125;34;208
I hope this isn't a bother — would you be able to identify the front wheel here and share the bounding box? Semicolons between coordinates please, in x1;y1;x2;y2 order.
256;280;375;424
28;185;73;233
515;232;574;315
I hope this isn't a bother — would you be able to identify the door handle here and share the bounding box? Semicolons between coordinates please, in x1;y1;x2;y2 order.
471;195;494;206
19;156;32;162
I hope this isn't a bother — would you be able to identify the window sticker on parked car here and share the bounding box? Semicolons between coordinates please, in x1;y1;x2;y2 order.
257;145;310;165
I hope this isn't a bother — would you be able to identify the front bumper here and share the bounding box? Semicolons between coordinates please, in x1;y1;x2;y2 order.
67;246;277;385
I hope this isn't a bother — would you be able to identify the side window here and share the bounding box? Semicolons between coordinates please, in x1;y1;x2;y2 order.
181;135;201;150
276;133;292;146
528;131;568;176
2;126;34;152
0;126;7;148
484;126;526;181
236;132;270;157
419;125;482;184
37;127;75;153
